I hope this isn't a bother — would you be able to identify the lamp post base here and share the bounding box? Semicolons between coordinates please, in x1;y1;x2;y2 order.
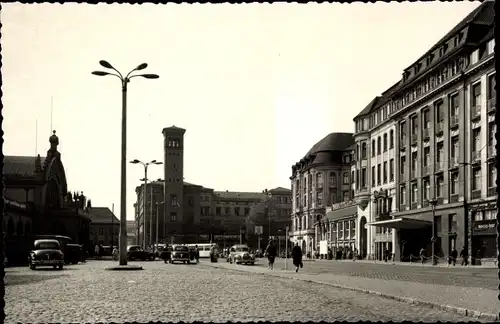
105;265;143;271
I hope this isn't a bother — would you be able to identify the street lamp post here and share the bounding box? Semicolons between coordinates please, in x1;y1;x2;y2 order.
92;60;159;266
131;159;163;250
285;225;289;270
428;198;438;266
154;177;165;254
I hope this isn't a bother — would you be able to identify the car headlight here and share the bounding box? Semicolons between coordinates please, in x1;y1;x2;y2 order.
31;253;37;260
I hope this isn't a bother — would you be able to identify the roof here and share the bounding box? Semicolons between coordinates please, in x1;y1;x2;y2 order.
354;97;380;119
162;125;186;134
213;191;265;200
3;155;46;176
304;133;354;157
269;187;291;194
88;207;120;224
183;181;203;188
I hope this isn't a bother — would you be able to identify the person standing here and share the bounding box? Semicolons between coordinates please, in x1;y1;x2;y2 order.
194;245;200;263
265;240;277;270
94;244;99;260
460;246;468;266
291;243;303;273
450;247;458;266
419;247;426;264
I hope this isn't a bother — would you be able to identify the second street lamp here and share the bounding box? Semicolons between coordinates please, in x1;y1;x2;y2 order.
92;60;159;266
130;159;163;249
428;198;438;266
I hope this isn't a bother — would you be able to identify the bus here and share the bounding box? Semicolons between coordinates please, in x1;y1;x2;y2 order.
186;243;219;258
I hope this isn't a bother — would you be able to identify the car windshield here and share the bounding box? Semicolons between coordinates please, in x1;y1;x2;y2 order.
36;242;60;250
174;246;188;252
235;247;249;252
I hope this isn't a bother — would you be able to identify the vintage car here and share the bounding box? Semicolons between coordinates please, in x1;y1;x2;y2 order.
65;244;84;264
227;244;255;265
160;245;173;263
28;239;65;270
170;245;191;264
127;245;156;261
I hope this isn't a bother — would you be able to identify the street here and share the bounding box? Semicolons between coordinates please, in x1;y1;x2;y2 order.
5;260;481;323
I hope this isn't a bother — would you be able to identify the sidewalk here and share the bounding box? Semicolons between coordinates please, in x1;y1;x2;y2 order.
315;258;498;268
202;262;499;321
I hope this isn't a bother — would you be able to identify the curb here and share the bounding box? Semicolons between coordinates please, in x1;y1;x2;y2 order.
204;264;499;321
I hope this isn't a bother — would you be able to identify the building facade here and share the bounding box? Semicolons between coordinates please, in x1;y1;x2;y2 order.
352;1;495;263
88;207;120;247
290;133;355;256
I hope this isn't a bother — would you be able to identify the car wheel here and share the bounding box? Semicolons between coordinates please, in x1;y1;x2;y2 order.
164;259;168;264
30;264;36;270
53;265;57;269
187;260;190;264
58;264;63;270
150;256;155;261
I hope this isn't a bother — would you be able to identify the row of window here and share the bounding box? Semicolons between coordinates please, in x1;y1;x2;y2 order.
166;137;182;148
294;172;351;196
371;159;395;186
316;219;357;240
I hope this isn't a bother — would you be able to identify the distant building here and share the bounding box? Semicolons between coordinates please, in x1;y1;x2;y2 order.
133;125;292;247
88;207;120;247
3;130;91;264
126;220;137;246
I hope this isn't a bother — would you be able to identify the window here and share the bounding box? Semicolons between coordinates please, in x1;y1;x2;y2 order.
170;212;177;222
488;121;496;147
329;172;336;187
383;134;388;152
411;182;418;203
450;171;459;195
389;130;394;149
488;163;496;188
472;167;481;191
484;209;495;220
383;162;388;184
400;185;406;205
372;139;376;157
436;175;444;197
356;144;360;160
371;166;376;186
423;178;430;201
187;196;194;206
472;82;481;107
377;137;381;155
423;109;430;129
329;190;336;204
341;172;348;185
234;207;240;216
215;207;221;216
436;142;444;165
400;121;407;140
400;156;406;175
435;100;444;122
170;194;178;207
451;137;459;164
422;147;430;170
411;115;418;135
411;152;418;174
449;93;459;116
343;191;350;202
472;128;481;153
316;191;323;206
361;142;367;159
316;173;324;189
448;214;457;232
389;159;394;181
361;168;367;188
488;73;496;99
225;207;231;215
377;164;381;185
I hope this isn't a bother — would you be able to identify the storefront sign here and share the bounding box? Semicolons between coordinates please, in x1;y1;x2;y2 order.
331;200;355;210
470;203;497;212
473;220;497;235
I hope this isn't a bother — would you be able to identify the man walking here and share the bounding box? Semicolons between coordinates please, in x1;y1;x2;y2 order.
449;247;458;266
291;242;303;273
265;240;277;270
460;246;468;266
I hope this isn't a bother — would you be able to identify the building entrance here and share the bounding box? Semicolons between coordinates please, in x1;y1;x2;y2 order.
399;227;432;262
359;217;367;259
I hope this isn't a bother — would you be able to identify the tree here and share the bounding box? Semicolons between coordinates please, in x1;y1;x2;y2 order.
244;196;278;236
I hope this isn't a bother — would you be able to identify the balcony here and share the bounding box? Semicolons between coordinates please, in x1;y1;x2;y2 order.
471;151;481;164
410;134;418;146
422;165;431;175
471;190;481;200
435;121;444;135
471;105;481;121
487;187;497;197
488;145;496;159
449;156;459;168
487;97;496;113
422;128;430;140
450;115;459;129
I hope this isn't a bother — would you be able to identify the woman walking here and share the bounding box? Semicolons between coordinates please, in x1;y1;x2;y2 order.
291;242;303;273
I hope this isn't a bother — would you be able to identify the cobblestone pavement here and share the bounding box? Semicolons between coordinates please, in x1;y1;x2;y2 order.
203;259;499;319
5;260;477;323
252;257;497;289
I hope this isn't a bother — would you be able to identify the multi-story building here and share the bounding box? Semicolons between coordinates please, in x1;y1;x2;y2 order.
126;220;137;245
290;133;355;256
352;1;495;263
89;207;120;247
135;125;292;247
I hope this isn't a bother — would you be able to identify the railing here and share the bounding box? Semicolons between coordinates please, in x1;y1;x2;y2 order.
487;97;496;112
471;105;481;120
449;115;459;128
471;190;481;200
422;128;430;139
435;121;444;134
487;187;497;197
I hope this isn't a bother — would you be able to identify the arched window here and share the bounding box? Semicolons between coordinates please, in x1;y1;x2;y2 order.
315;173;322;188
329;172;336;188
361;142;367;159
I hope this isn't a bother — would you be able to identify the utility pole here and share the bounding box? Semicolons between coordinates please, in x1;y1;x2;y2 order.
111;203;114;248
285;226;289;270
429;198;438;265
150;186;154;248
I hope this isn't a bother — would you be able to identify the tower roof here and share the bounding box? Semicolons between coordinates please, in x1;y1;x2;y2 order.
162;125;186;135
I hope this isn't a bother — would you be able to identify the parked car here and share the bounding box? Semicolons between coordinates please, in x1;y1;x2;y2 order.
170;245;191;264
227;244;255;265
65;244;84;264
28;239;65;270
127;245;155;261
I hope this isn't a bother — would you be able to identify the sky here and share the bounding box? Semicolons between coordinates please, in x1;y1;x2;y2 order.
2;2;482;220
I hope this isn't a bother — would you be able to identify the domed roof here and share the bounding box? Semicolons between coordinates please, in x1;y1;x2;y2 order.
304;132;354;159
49;130;59;145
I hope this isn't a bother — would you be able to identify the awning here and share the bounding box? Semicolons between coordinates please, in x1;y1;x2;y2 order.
326;206;357;221
366;217;432;230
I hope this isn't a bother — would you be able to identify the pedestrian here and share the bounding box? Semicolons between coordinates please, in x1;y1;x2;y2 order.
112;246;119;261
460;247;468;266
352;248;357;262
384;248;389;262
94;244;99;260
265;240;277;270
98;242;104;260
194;245;200;263
291;242;303;273
450;247;458;266
419;247;426;264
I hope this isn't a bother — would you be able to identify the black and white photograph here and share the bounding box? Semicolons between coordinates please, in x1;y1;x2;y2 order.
1;1;498;322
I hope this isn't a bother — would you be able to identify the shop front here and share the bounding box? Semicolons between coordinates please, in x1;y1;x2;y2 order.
325;202;357;259
470;202;497;265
